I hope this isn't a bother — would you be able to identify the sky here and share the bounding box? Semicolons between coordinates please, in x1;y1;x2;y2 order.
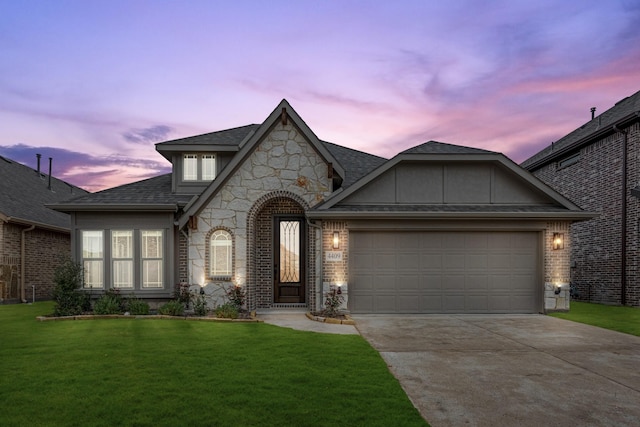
1;0;639;192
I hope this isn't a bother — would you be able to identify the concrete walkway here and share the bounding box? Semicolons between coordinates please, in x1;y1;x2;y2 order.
258;312;358;335
353;314;640;427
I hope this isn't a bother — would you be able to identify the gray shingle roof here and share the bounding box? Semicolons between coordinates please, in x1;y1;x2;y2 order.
402;140;496;155
522;89;640;169
0;156;88;230
322;141;387;187
54;174;193;208
155;124;260;147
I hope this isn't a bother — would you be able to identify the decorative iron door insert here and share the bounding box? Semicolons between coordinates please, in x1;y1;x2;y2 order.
274;217;305;303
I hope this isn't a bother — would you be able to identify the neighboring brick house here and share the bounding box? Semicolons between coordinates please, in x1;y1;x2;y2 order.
522;89;640;306
52;100;590;314
0;155;88;302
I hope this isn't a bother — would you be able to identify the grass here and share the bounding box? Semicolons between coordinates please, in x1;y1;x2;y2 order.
0;302;427;427
549;301;640;336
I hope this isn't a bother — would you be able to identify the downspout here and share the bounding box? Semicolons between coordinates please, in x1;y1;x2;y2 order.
306;218;323;312
20;225;36;303
613;124;628;305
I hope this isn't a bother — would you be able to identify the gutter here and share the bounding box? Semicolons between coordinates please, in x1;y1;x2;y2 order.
306;210;598;221
524;112;640;171
20;225;36;303
613;124;628;305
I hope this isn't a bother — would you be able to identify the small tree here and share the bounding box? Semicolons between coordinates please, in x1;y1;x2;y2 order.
52;257;89;316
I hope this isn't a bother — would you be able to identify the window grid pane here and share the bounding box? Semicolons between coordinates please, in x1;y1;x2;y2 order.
183;154;198;181
142;230;163;288
202;155;216;180
210;230;232;277
82;231;104;288
113;260;133;288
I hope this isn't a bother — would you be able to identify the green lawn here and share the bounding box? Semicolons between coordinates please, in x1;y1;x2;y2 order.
0;302;427;427
549;301;640;336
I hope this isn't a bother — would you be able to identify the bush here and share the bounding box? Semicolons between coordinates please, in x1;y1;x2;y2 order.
52;257;90;316
226;285;245;309
173;283;192;307
93;290;123;315
215;302;239;319
323;286;345;318
193;294;208;316
159;300;185;316
125;296;150;315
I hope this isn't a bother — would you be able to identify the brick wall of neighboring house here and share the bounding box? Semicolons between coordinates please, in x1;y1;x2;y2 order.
0;223;70;301
531;121;640;306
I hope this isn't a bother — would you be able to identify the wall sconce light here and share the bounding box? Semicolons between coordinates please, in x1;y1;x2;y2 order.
332;231;340;249
553;233;564;250
554;285;562;295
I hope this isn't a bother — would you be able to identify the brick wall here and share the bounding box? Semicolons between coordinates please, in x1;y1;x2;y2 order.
0;223;71;301
532;121;640;306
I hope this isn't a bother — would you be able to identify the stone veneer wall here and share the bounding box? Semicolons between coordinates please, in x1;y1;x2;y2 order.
544;221;571;311
187;122;332;310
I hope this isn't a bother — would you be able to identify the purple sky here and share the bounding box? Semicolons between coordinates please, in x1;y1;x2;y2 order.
1;1;639;192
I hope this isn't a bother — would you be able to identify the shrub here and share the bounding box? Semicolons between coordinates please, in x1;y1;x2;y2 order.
226;285;245;309
193;294;208;316
93;291;123;315
125;295;150;315
159;300;185;316
52;257;90;316
173;283;192;307
215;302;239;319
323;286;345;318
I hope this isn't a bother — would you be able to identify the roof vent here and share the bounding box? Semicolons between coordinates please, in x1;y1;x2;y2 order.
590;107;596;120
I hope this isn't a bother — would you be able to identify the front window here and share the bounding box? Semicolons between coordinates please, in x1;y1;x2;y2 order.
210;230;232;278
142;230;163;288
82;230;104;289
112;230;133;288
202;155;216;180
183;154;216;181
183;154;198;181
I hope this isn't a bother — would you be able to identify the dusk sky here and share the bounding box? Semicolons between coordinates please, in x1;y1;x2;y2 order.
1;1;639;192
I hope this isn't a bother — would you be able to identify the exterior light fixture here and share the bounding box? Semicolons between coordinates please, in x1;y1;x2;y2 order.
332;231;340;249
555;285;562;295
553;233;564;250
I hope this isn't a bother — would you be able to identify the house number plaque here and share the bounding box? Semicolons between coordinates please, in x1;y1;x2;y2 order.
325;251;343;262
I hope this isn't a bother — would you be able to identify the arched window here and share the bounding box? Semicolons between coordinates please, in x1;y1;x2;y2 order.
210;230;232;278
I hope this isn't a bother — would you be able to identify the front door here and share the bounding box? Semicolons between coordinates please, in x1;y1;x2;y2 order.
274;217;305;303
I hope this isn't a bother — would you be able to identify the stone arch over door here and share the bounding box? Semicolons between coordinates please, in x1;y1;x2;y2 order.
246;191;313;310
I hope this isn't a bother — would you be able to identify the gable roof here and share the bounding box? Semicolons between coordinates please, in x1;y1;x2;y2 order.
0;155;88;231
155;124;260;161
322;141;387;187
48;174;193;212
522;89;640;171
310;141;594;220
176;99;347;228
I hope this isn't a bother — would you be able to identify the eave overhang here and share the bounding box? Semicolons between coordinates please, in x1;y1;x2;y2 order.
306;210;598;221
48;203;179;213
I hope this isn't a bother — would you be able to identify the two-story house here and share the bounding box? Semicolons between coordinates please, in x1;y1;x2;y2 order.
52;100;592;313
522;89;640;306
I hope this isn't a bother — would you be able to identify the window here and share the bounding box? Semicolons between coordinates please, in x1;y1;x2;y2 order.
558;153;580;169
112;230;133;288
202;155;216;180
142;230;163;288
82;230;104;289
183;154;198;181
210;230;232;278
183;154;216;181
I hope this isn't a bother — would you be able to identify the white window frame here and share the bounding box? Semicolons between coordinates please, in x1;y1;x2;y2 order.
112;230;133;289
210;229;232;278
141;230;163;288
183;154;216;181
202;154;216;180
183;154;198;181
81;230;104;289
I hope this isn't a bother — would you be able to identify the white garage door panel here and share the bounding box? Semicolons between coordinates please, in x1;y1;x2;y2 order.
350;231;540;314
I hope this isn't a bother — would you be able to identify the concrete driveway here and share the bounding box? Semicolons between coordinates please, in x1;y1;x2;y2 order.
353;315;640;427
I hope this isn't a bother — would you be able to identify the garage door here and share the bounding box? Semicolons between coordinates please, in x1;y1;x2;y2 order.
349;231;540;314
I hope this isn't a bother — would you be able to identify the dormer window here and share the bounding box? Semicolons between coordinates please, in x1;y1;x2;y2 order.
183;154;216;181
